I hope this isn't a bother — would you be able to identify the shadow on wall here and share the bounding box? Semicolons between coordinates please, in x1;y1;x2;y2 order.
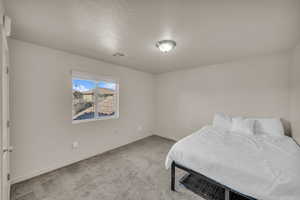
283;119;300;146
281;118;292;137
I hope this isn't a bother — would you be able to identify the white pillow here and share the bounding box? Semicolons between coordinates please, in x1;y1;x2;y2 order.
212;113;232;131
253;118;284;137
231;117;255;135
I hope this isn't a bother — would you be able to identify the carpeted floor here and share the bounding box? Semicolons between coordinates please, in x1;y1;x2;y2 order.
11;135;203;200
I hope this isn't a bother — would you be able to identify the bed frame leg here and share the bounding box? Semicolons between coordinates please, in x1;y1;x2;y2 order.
225;189;230;200
171;162;176;191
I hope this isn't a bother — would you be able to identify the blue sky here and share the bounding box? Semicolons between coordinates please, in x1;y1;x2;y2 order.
98;81;116;90
73;79;116;92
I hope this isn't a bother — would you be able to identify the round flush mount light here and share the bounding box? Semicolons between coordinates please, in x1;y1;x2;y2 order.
156;40;176;53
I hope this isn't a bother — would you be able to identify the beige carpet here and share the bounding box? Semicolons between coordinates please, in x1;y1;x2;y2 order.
11;135;203;200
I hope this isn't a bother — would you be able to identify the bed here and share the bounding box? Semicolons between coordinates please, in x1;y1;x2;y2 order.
165;125;300;200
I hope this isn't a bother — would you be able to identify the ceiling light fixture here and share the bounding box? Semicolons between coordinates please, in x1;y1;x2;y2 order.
156;40;176;53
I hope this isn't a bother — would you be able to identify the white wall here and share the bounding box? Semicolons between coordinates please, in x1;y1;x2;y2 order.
290;45;300;143
0;0;3;17
9;39;154;182
155;52;292;140
8;37;297;183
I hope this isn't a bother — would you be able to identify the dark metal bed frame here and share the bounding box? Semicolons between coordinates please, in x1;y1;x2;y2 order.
171;162;257;200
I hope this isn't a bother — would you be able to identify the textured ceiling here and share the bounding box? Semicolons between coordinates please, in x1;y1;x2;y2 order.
4;0;300;74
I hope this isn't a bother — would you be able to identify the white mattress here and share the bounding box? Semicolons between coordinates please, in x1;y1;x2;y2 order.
165;126;300;200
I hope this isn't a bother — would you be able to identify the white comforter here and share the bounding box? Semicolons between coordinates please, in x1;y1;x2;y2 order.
165;126;300;200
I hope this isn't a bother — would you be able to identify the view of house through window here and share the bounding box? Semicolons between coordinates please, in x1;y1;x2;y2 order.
72;73;118;122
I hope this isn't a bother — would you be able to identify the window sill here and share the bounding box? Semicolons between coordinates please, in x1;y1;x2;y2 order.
72;115;119;124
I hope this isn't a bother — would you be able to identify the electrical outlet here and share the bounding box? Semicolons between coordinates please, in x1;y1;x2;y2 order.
72;141;79;149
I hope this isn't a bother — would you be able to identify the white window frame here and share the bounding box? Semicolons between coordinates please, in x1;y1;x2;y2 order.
72;71;119;124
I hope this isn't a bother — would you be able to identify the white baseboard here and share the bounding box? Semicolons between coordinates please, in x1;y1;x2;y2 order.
153;132;180;142
11;157;86;184
11;133;152;184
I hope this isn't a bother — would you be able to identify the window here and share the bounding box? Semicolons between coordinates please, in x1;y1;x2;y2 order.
72;71;119;123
